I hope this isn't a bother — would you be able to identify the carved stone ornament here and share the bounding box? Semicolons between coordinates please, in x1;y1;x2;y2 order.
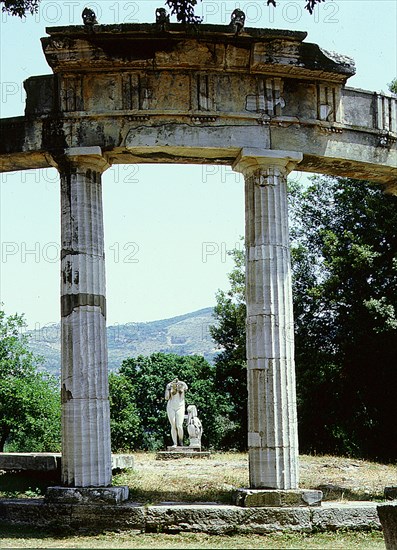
82;7;98;28
155;8;170;31
230;9;246;35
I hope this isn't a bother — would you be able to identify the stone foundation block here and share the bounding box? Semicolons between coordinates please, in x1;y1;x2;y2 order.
0;499;380;534
0;453;61;471
378;503;397;550
0;453;134;473
145;504;312;534
313;502;380;531
235;488;323;507
45;486;129;504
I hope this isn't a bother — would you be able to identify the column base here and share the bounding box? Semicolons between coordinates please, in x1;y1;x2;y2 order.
235;488;323;508
45;486;129;504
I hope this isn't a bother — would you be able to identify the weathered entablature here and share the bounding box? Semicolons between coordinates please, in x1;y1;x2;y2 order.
0;23;396;191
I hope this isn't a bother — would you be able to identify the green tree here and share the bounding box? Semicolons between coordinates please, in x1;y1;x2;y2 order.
119;352;229;450
1;0;39;16
210;176;397;461
290;176;397;460
210;243;247;450
109;372;141;452
0;309;61;452
165;0;202;24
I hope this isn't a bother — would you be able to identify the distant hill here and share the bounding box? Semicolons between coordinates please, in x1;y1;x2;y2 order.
27;307;218;376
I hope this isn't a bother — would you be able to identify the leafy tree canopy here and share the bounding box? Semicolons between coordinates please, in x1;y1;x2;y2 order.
1;0;38;17
165;0;202;25
290;176;397;460
210;241;247;450
0;308;60;452
109;372;141;452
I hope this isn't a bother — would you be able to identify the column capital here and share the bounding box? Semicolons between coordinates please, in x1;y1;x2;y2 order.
233;148;303;175
57;147;111;174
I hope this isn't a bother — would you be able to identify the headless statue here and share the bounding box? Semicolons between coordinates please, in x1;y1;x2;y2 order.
165;378;188;447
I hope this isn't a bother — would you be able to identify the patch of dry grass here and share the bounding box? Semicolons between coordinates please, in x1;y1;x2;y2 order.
0;527;386;549
300;454;397;501
111;452;397;504
112;452;248;504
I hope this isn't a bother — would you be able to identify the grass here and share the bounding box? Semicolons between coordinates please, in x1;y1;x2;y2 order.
0;527;386;549
113;451;248;504
110;451;397;504
1;453;393;548
1;451;396;502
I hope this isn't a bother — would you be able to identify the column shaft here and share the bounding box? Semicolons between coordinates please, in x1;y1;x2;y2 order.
234;149;302;490
59;152;111;487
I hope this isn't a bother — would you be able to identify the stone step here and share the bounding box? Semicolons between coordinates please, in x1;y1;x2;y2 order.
0;500;382;535
0;453;134;472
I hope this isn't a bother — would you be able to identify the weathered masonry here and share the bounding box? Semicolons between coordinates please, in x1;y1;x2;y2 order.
0;23;396;498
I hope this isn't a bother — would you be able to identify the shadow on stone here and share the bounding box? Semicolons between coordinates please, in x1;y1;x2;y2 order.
315;484;373;502
127;487;233;505
0;471;60;496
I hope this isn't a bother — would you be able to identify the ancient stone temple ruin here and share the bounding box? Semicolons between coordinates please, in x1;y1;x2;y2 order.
0;22;396;502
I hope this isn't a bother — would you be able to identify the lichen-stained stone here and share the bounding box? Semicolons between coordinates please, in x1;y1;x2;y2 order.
0;499;381;535
235;489;322;507
45;486;129;504
145;504;312;534
313;502;381;532
0;453;61;472
0;499;146;533
0;24;395;189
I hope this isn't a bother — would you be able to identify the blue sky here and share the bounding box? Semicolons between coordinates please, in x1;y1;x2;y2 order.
0;0;396;329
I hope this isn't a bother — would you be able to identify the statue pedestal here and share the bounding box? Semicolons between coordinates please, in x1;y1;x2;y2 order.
156;446;211;460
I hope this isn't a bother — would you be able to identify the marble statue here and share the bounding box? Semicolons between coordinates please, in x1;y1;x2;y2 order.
187;405;203;448
165;378;188;447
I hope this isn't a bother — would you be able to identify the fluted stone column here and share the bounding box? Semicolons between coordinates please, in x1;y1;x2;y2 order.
234;148;303;491
59;146;112;488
